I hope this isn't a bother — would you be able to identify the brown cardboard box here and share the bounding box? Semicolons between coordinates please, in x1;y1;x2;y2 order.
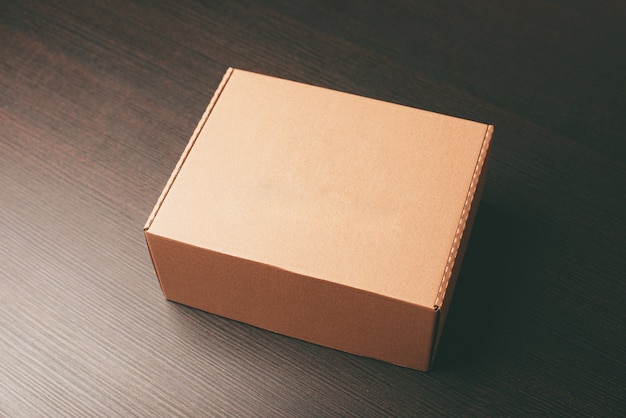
144;68;493;371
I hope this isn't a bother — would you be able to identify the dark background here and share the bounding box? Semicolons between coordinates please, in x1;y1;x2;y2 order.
1;0;625;415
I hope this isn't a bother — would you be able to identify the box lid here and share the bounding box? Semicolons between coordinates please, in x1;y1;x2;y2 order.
146;68;492;310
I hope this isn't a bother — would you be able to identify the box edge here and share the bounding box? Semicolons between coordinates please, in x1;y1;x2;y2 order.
434;124;494;308
143;67;235;231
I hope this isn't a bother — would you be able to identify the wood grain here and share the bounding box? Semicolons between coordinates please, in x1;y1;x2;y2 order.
1;0;625;415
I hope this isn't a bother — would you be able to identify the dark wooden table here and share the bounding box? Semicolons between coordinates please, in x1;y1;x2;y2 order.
2;0;625;415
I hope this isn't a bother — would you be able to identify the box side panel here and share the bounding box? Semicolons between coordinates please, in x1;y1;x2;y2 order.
144;67;234;230
145;232;438;371
144;229;167;295
430;125;494;367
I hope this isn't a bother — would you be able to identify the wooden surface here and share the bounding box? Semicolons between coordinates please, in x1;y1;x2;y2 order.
1;0;625;415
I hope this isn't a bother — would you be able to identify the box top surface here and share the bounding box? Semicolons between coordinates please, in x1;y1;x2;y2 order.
147;68;491;308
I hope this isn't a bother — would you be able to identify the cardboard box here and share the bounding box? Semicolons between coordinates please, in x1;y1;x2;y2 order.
144;68;493;371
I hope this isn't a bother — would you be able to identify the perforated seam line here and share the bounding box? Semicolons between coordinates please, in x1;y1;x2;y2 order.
434;125;491;308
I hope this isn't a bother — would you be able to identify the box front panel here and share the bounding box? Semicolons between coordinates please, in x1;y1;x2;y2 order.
145;232;438;370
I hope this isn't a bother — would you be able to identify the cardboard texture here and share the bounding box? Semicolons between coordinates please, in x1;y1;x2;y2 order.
144;68;493;371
